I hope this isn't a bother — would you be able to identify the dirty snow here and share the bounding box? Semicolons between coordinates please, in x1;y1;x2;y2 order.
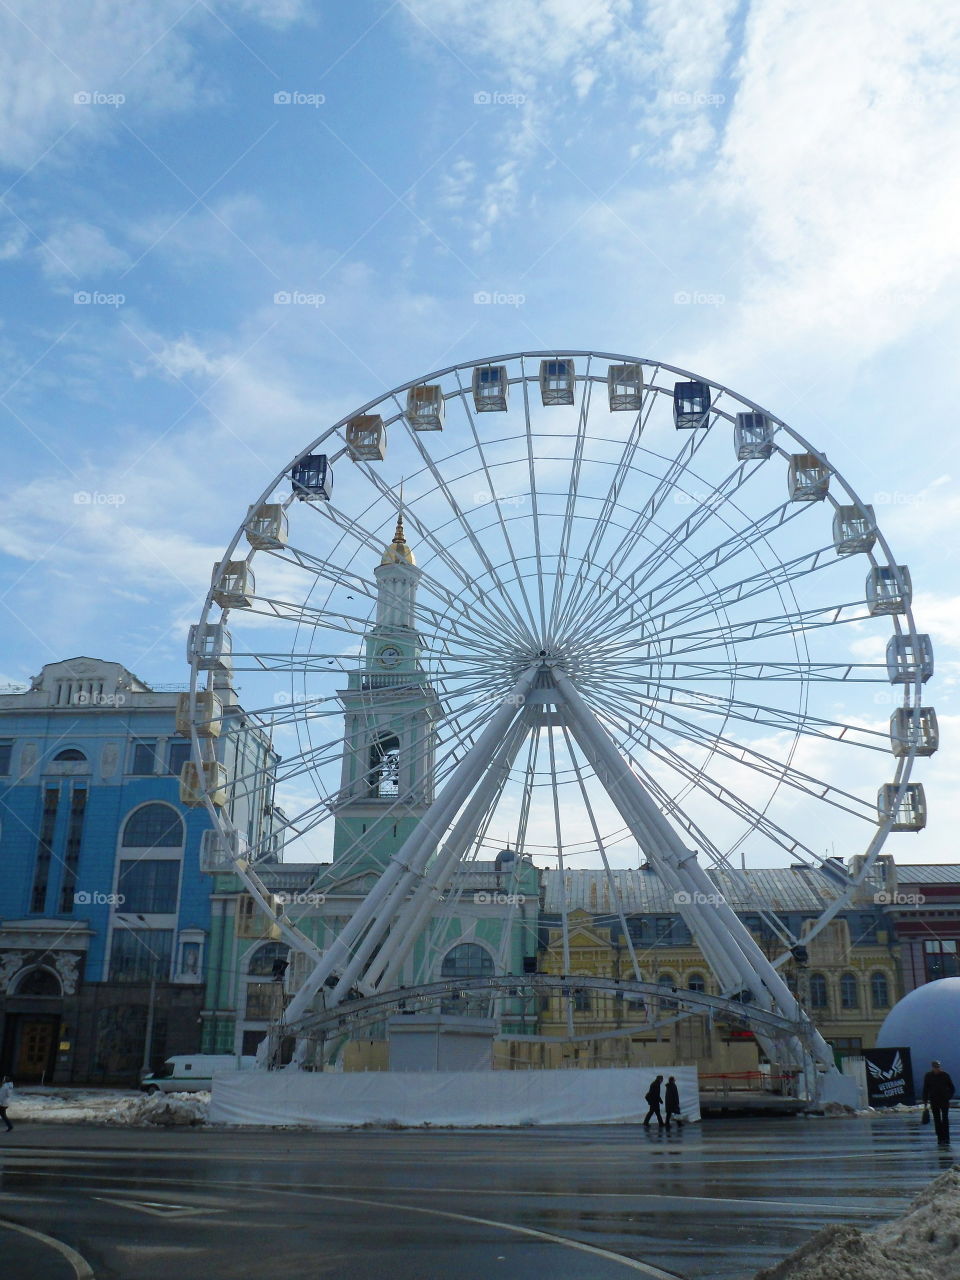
754;1166;960;1280
3;1086;208;1126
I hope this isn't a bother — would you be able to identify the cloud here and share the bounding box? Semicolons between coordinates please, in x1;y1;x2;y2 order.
0;1;306;170
40;221;130;280
706;0;960;366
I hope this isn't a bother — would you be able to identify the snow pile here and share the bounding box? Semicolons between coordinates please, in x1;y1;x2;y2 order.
119;1091;208;1127
5;1087;208;1127
754;1166;960;1280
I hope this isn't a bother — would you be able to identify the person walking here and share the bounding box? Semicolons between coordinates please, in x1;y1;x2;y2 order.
665;1075;683;1128
0;1077;13;1133
643;1074;664;1127
922;1060;955;1146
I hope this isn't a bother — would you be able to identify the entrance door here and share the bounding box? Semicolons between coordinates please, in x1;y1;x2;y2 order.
16;1018;59;1082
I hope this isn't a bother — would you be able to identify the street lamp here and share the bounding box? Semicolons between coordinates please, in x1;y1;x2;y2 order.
116;913;158;1077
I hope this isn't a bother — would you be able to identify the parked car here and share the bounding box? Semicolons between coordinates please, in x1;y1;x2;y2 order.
139;1054;256;1093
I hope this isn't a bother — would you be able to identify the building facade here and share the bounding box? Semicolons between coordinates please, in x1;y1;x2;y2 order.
0;656;276;1082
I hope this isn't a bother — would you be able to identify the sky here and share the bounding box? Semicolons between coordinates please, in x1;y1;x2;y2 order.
1;0;959;864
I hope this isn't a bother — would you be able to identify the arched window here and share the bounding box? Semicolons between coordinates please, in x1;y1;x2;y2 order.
15;967;62;997
657;972;678;1010
441;943;494;981
247;942;290;976
687;972;706;993
840;972;859;1009
440;943;494;1016
53;748;86;762
870;971;890;1009
122;803;184;848
809;972;829;1009
368;734;400;798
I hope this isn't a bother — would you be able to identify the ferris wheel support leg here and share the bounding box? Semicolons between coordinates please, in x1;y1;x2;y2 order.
551;668;836;1074
366;716;530;992
282;668;537;1028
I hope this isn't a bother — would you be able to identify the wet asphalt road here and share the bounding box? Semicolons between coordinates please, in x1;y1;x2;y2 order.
0;1114;953;1280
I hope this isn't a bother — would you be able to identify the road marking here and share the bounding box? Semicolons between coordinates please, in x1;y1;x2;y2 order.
94;1196;221;1219
272;1188;686;1278
0;1217;94;1279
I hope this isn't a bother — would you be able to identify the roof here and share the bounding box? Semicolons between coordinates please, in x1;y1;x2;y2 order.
541;866;850;915
896;865;960;886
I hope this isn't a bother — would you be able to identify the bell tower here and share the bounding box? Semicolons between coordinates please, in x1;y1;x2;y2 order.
330;516;439;881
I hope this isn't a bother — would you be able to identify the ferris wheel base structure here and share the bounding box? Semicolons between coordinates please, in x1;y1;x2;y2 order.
280;660;841;1100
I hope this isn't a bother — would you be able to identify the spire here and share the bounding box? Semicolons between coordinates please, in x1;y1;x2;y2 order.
380;490;415;565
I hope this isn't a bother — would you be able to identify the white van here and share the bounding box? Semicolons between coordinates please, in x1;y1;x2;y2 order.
139;1054;256;1093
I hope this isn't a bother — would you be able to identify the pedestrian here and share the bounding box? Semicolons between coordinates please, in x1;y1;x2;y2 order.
665;1075;682;1128
922;1060;955;1146
0;1077;13;1133
643;1074;664;1127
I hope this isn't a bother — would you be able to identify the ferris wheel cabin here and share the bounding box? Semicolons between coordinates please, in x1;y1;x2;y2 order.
346;415;387;461
188;623;232;671
867;564;912;615
734;411;774;459
472;364;508;411
212;560;255;609
787;453;830;502
889;706;939;757
832;504;877;555
886;632;934;684
539;358;576;405
179;759;228;808
405;384;445;430
245;503;288;550
607;363;644;411
291;454;333;500
672;380;711;429
175;689;222;738
877;782;927;831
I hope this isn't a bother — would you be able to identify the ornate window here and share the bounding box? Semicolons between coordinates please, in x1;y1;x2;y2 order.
840;971;859;1009
870;970;890;1009
122;804;184;848
809;972;829;1009
53;748;86;762
687;972;706;993
15;967;62;997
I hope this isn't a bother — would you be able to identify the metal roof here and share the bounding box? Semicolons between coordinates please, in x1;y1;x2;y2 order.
895;864;960;886
541;866;848;915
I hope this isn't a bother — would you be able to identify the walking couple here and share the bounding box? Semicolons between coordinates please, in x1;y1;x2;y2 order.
643;1074;682;1128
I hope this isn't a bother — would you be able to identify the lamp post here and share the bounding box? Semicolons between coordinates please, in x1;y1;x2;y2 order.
116;913;158;1078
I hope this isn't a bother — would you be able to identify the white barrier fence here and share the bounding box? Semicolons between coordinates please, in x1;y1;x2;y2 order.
209;1065;701;1128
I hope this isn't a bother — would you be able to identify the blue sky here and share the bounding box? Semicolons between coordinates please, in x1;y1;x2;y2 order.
2;0;959;861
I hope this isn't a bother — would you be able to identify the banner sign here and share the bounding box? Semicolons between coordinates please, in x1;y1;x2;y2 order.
864;1047;915;1107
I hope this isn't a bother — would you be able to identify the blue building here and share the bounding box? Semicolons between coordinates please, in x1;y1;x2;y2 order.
0;656;276;1082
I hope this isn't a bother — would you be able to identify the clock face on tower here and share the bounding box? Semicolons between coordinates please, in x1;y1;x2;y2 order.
378;645;402;668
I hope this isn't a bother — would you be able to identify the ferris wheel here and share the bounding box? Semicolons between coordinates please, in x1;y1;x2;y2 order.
184;351;935;1070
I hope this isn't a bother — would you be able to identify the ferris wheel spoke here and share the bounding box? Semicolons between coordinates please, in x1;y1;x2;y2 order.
560;430;732;645
576;674;890;753
317;499;530;653
630;696;878;820
630;494;809;618
547;358;595;644
584;687;821;861
451;365;543;641
545;723;575;1036
519;357;549;639
367;417;537;644
642;543;841;638
550;393;656;637
645;599;873;658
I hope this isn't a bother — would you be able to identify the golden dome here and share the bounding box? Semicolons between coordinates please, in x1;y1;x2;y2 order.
380;513;416;566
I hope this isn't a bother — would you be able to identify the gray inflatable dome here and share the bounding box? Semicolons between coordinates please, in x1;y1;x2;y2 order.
876;977;960;1095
